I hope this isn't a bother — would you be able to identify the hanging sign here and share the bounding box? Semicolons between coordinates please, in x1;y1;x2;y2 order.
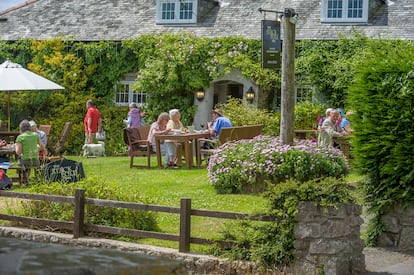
261;20;281;69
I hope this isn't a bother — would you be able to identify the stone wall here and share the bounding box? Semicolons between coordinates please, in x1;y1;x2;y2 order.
292;202;365;275
377;204;414;249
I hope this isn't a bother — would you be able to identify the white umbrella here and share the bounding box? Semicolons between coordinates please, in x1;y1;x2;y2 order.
0;59;64;130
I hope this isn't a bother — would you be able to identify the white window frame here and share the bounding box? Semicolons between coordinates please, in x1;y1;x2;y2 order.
156;0;198;24
295;86;313;103
321;0;368;24
272;86;314;111
114;81;146;107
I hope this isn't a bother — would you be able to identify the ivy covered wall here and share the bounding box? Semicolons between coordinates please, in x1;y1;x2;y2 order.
0;33;404;158
0;33;281;155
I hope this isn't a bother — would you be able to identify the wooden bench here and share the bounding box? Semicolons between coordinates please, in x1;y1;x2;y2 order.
294;129;317;140
196;124;264;167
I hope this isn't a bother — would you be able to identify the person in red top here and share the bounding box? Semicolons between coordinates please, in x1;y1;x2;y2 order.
84;99;102;144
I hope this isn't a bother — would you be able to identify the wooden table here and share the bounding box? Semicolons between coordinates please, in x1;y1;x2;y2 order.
333;136;351;159
294;130;317;139
0;145;17;161
154;132;210;169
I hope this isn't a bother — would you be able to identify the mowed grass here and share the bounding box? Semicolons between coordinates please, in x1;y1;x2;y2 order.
5;155;361;253
6;155;269;253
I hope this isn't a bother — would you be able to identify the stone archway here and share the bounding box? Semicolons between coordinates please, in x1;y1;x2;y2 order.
193;71;257;129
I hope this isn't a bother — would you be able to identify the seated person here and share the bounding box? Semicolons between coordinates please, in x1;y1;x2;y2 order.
29;120;47;146
317;108;333;133
318;109;348;147
147;112;171;168
0;139;11;173
207;109;232;138
29;120;47;160
340;110;354;134
0;139;10;163
15;120;46;185
165;109;183;168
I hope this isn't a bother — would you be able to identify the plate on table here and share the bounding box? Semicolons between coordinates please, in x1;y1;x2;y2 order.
0;162;11;169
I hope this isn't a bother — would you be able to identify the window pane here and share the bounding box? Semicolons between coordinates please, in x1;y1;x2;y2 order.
296;87;313;103
132;91;147;106
348;0;363;18
327;0;343;18
162;2;175;20
180;2;193;20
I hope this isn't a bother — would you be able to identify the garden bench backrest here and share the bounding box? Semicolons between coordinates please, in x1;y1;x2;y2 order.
218;124;264;145
197;124;263;167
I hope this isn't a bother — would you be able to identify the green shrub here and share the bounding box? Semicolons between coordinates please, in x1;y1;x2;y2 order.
348;39;414;244
208;136;349;194
217;98;327;137
294;100;327;130
216;97;280;136
13;178;159;233
214;177;354;268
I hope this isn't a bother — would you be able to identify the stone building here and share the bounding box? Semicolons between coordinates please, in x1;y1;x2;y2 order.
1;0;412;123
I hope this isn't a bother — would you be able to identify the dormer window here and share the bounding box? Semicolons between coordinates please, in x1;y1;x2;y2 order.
321;0;368;24
156;0;198;24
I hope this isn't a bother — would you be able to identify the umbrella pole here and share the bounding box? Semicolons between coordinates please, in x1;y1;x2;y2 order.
8;91;10;131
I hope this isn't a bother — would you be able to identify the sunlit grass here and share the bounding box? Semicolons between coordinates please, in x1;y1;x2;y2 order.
5;155;267;253
3;155;362;253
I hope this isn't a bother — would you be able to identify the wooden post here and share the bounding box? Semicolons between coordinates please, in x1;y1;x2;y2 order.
280;8;296;145
179;198;191;253
73;188;85;238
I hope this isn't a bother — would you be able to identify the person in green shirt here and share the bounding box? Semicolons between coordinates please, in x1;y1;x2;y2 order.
15;120;45;185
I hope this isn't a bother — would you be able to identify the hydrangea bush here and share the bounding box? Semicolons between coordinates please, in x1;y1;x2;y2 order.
208;136;349;194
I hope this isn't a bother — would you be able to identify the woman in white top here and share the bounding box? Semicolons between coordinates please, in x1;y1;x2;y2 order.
165;109;184;168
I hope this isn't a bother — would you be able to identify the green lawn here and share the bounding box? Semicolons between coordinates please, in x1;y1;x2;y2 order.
5;155;361;254
7;155;269;253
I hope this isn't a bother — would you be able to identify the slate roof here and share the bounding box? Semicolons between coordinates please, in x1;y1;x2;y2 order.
0;0;413;41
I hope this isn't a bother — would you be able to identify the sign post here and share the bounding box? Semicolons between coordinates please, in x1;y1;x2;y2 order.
261;20;281;70
259;8;297;145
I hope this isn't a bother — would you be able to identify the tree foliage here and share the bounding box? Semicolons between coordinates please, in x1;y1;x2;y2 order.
347;39;414;244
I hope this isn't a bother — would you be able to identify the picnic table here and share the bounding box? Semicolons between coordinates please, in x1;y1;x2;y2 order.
334;135;351;159
154;131;210;169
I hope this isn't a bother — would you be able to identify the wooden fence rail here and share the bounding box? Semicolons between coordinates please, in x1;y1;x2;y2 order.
0;188;273;253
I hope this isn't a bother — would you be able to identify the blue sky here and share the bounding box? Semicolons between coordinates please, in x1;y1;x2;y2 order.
0;0;26;11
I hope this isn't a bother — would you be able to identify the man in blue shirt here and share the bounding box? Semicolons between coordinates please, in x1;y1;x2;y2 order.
207;109;232;138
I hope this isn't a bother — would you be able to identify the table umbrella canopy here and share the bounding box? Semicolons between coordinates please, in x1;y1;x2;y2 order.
0;59;64;130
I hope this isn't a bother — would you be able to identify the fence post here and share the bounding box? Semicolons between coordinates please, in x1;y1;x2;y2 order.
179;198;191;252
73;188;85;238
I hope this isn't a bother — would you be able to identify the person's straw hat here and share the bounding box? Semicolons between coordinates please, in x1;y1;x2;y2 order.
210;109;223;117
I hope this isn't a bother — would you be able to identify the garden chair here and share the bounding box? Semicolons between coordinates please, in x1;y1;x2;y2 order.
46;122;72;162
196;124;263;167
39;124;52;144
123;126;152;168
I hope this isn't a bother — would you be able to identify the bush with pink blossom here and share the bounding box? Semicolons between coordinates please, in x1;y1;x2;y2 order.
208;136;349;194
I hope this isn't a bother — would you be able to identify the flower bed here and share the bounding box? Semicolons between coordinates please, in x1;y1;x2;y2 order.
208;136;349;194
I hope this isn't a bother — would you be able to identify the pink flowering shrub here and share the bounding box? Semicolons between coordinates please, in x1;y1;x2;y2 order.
207;136;349;194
